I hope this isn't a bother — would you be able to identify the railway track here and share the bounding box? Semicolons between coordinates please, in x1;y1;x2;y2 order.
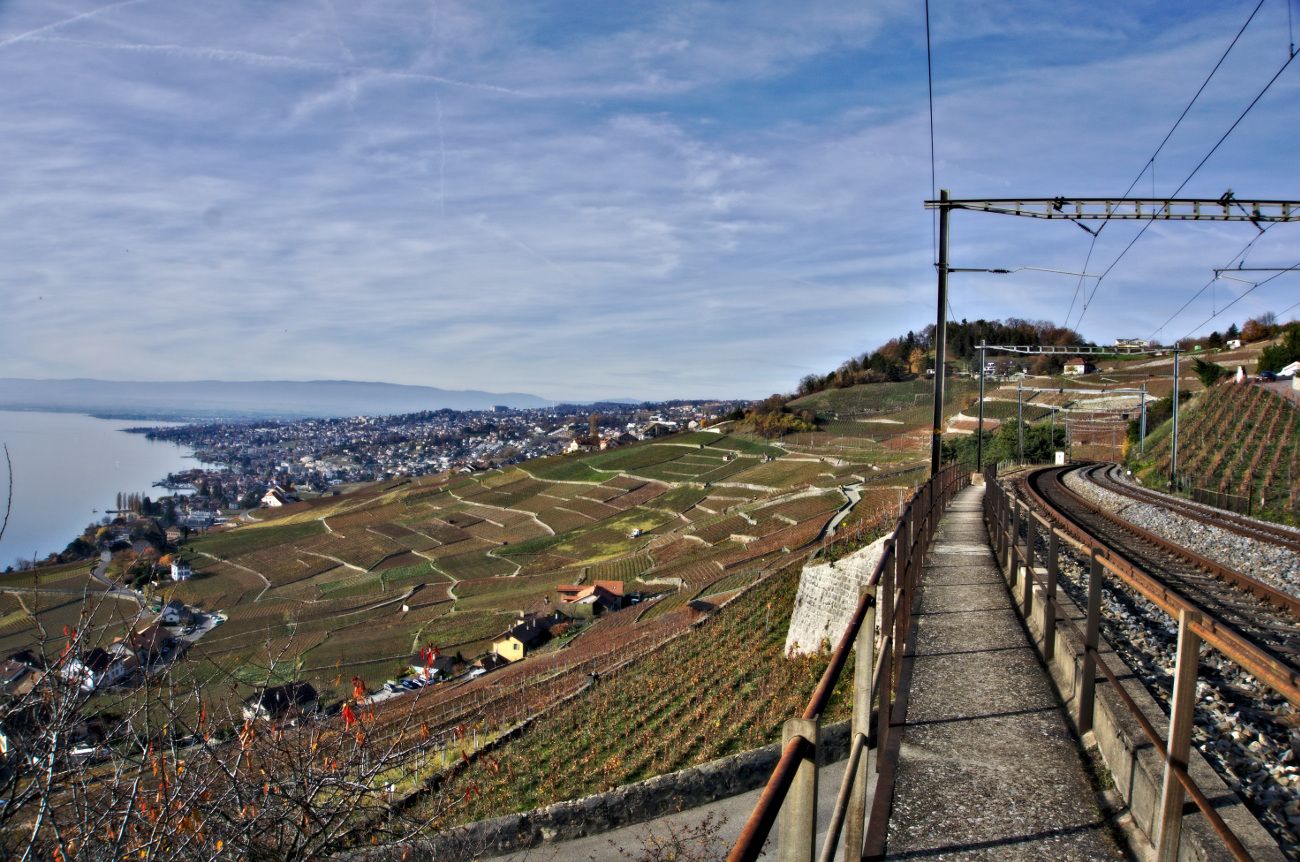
1088;463;1300;556
1024;464;1300;700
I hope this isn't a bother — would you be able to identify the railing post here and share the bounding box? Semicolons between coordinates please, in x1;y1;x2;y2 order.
1156;609;1202;862
1008;529;1020;593
1022;511;1037;619
1044;527;1059;662
1005;496;1020;574
1079;550;1103;735
779;717;819;862
845;585;877;860
876;547;897;770
990;484;1002;557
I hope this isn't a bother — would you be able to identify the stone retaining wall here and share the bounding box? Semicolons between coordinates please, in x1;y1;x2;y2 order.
356;721;851;861
785;536;886;656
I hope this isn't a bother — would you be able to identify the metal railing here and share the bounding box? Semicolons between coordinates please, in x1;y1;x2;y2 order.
727;463;969;862
983;467;1290;862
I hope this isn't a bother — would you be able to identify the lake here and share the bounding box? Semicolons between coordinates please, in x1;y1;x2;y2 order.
0;410;197;568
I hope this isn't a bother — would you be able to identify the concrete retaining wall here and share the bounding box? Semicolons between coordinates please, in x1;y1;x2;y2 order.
995;511;1285;862
785;536;886;656
356;721;852;861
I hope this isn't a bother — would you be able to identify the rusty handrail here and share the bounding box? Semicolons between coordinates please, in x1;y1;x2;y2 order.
728;462;968;862
729;735;815;862
991;473;1255;861
803;541;893;721
1023;468;1300;706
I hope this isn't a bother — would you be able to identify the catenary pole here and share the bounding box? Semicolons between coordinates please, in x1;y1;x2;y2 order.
1017;380;1024;464
1171;346;1181;488
1139;381;1148;456
930;189;950;475
976;342;986;472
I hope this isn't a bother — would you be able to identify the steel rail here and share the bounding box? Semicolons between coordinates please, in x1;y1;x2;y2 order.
1050;464;1300;623
1091;463;1300;556
1025;466;1300;707
1077;466;1300;619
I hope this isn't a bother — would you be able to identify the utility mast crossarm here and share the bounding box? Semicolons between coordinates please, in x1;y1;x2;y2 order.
925;192;1300;478
923;197;1300;222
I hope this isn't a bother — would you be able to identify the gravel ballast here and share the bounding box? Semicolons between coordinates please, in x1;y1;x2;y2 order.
1035;474;1300;857
1063;470;1300;598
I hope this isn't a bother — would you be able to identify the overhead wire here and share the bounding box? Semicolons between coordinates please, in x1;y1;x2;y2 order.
1147;223;1278;340
1066;0;1272;332
924;0;956;327
1075;44;1298;331
1179;261;1300;339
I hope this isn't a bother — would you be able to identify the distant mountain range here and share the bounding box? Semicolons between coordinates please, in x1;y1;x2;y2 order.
0;378;558;421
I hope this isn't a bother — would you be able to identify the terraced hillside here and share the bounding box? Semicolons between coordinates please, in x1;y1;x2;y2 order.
1146;381;1299;521
0;423;931;718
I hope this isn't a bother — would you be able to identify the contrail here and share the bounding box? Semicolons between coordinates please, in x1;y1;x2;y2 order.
434;86;446;216
28;33;530;96
430;0;446;215
31;35;334;71
320;0;355;65
0;0;150;50
465;215;565;272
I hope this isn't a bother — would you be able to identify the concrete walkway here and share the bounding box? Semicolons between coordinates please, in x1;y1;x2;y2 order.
884;483;1123;861
485;758;868;861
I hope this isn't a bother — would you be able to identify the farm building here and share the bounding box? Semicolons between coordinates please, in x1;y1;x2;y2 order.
62;647;138;692
242;682;318;722
556;580;626;617
160;600;193;626
410;652;459;681
1063;357;1096;375
492;613;565;663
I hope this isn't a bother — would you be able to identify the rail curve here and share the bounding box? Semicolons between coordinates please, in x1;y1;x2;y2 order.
1022;463;1300;704
1088;463;1300;556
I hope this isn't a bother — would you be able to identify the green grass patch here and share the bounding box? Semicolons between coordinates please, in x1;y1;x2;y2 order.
520;457;614;483
187;520;327;558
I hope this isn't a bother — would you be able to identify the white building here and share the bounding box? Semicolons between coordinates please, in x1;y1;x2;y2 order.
170;560;192;581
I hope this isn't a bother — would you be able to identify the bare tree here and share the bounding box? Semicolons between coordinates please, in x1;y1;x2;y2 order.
0;593;467;861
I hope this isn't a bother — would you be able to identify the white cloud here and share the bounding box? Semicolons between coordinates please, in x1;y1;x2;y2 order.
0;1;1296;401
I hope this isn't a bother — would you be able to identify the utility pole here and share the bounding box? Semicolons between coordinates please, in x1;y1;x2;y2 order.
1017;380;1024;464
1139;381;1148;456
1170;346;1181;489
930;189;950;476
976;341;986;472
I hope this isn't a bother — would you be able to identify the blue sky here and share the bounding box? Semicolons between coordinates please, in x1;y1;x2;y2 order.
1;1;1297;401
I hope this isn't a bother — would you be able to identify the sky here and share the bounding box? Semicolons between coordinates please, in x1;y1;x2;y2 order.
1;1;1298;402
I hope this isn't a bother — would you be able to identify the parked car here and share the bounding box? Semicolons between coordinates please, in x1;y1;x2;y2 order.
383;681;402;693
400;679;420;690
1256;370;1277;381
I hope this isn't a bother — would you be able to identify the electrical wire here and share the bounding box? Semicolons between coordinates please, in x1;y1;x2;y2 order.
1075;45;1298;331
1067;0;1273;331
1147;224;1277;340
1179;261;1300;339
924;0;956;325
